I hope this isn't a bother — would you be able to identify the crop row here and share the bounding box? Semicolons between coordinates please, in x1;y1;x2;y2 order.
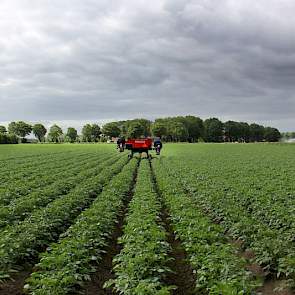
0;154;121;228
152;158;257;294
0;153;110;206
106;159;173;295
161;157;295;286
0;150;70;167
0;155;128;281
25;158;138;294
189;162;295;240
0;150;80;176
0;151;94;184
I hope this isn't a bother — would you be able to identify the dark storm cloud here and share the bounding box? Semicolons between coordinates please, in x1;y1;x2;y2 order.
0;0;294;131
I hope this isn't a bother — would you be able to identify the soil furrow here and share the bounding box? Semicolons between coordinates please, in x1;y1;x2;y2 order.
149;160;196;295
0;270;31;295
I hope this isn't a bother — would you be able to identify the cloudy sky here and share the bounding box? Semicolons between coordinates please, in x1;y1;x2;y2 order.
0;0;294;131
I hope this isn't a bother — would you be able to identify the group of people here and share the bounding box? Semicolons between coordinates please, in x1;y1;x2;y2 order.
116;137;162;154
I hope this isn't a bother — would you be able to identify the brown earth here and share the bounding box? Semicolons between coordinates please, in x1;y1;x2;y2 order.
0;270;31;295
257;279;295;295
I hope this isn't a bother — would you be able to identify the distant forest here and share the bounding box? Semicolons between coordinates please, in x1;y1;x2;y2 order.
0;116;283;144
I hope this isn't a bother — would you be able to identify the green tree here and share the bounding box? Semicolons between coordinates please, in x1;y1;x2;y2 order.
0;126;7;134
32;124;47;142
224;121;241;142
127;121;145;138
102;122;121;138
66;127;78;143
183;116;204;142
121;119;151;138
249;123;265;142
264;127;281;142
151;121;167;138
91;124;101;142
10;121;32;140
204;118;223;142
48;124;63;143
239;122;250;142
170;121;188;141
133;119;151;137
0;133;18;144
82;124;93;142
8;122;17;134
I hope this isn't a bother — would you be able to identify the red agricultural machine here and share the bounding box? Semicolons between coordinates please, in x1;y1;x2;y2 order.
125;138;153;158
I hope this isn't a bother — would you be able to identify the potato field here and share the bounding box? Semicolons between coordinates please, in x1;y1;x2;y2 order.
0;144;294;295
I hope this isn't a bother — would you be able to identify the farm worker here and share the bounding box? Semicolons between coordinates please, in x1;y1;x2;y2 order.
117;137;126;152
116;137;122;149
153;138;162;155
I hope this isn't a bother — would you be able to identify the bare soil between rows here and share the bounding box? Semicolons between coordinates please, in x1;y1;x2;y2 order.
0;269;31;295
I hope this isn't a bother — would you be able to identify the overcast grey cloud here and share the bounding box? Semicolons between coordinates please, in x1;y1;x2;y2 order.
0;0;294;131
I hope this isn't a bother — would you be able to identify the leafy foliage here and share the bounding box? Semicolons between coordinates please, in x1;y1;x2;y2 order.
0;155;128;280
32;124;47;142
152;157;258;293
48;124;63;143
66;127;78;143
106;160;173;294
102;122;121;138
25;159;138;294
157;144;295;288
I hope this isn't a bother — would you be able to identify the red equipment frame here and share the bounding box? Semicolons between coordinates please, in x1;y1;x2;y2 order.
125;138;153;158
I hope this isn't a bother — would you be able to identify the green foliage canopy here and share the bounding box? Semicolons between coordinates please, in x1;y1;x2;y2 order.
48;124;63;143
102;122;121;138
0;126;7;134
204;118;224;142
32;124;47;142
66;127;78;143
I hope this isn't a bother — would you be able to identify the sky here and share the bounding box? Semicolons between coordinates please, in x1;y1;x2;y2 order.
0;0;294;131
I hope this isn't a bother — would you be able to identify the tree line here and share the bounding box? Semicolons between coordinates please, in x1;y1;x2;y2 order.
0;116;281;144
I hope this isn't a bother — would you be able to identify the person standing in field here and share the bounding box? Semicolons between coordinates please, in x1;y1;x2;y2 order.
153;138;163;155
117;137;125;152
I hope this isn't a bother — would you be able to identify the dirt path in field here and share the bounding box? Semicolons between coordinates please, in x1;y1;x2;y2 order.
81;159;140;295
149;160;196;295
